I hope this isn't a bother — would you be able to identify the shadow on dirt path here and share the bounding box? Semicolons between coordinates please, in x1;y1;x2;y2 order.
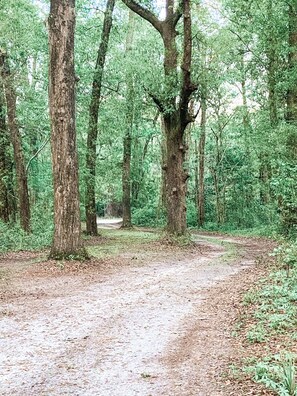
0;233;273;396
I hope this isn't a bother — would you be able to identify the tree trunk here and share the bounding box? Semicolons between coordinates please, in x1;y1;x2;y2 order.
267;0;278;126
122;134;132;227
0;50;30;232
85;0;115;235
122;0;197;237
48;0;87;260
163;116;188;235
287;1;297;122
198;94;206;227
122;10;134;228
0;78;12;223
259;153;271;205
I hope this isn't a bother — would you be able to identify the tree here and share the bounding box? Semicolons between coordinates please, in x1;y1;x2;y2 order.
48;0;87;259
122;0;197;236
197;89;207;227
287;0;297;122
85;0;115;236
0;75;14;223
0;50;31;232
122;11;135;229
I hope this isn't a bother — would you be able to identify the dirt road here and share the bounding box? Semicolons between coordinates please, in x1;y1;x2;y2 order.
0;233;270;395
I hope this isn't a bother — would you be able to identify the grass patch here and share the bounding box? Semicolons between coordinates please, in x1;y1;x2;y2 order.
88;229;158;259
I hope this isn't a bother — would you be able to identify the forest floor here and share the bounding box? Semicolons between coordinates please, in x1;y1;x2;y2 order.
0;224;277;396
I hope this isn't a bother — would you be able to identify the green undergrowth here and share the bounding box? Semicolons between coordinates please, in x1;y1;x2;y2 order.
88;229;158;259
0;215;53;253
194;224;278;238
244;354;297;396
235;241;297;395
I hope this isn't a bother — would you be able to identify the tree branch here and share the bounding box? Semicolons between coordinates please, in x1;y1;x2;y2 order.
179;0;197;122
121;0;162;34
172;0;183;27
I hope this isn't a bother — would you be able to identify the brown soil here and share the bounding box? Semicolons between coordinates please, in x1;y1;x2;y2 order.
0;232;275;395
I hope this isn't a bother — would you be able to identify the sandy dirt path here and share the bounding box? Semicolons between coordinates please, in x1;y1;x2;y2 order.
0;234;267;396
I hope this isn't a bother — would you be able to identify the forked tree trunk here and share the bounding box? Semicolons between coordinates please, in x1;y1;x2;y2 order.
0;50;30;232
122;11;134;229
122;0;197;236
85;0;115;235
48;0;87;260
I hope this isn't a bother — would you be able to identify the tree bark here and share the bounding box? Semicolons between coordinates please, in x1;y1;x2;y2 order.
0;50;30;232
122;11;135;229
0;78;12;223
48;0;87;260
122;0;197;236
287;1;297;122
85;0;115;235
267;0;278;126
198;94;206;227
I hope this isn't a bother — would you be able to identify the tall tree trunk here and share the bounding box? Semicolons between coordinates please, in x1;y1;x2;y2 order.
122;0;197;236
287;1;297;122
157;117;167;221
267;0;278;126
122;11;134;229
0;78;12;223
48;0;87;260
0;50;30;232
197;94;206;227
28;54;39;203
85;0;115;235
122;133;132;227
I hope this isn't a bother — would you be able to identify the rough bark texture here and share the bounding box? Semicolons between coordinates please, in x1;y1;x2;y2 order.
48;0;87;260
163;116;188;235
122;0;197;236
122;11;134;229
85;0;115;236
287;1;297;122
0;50;30;232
